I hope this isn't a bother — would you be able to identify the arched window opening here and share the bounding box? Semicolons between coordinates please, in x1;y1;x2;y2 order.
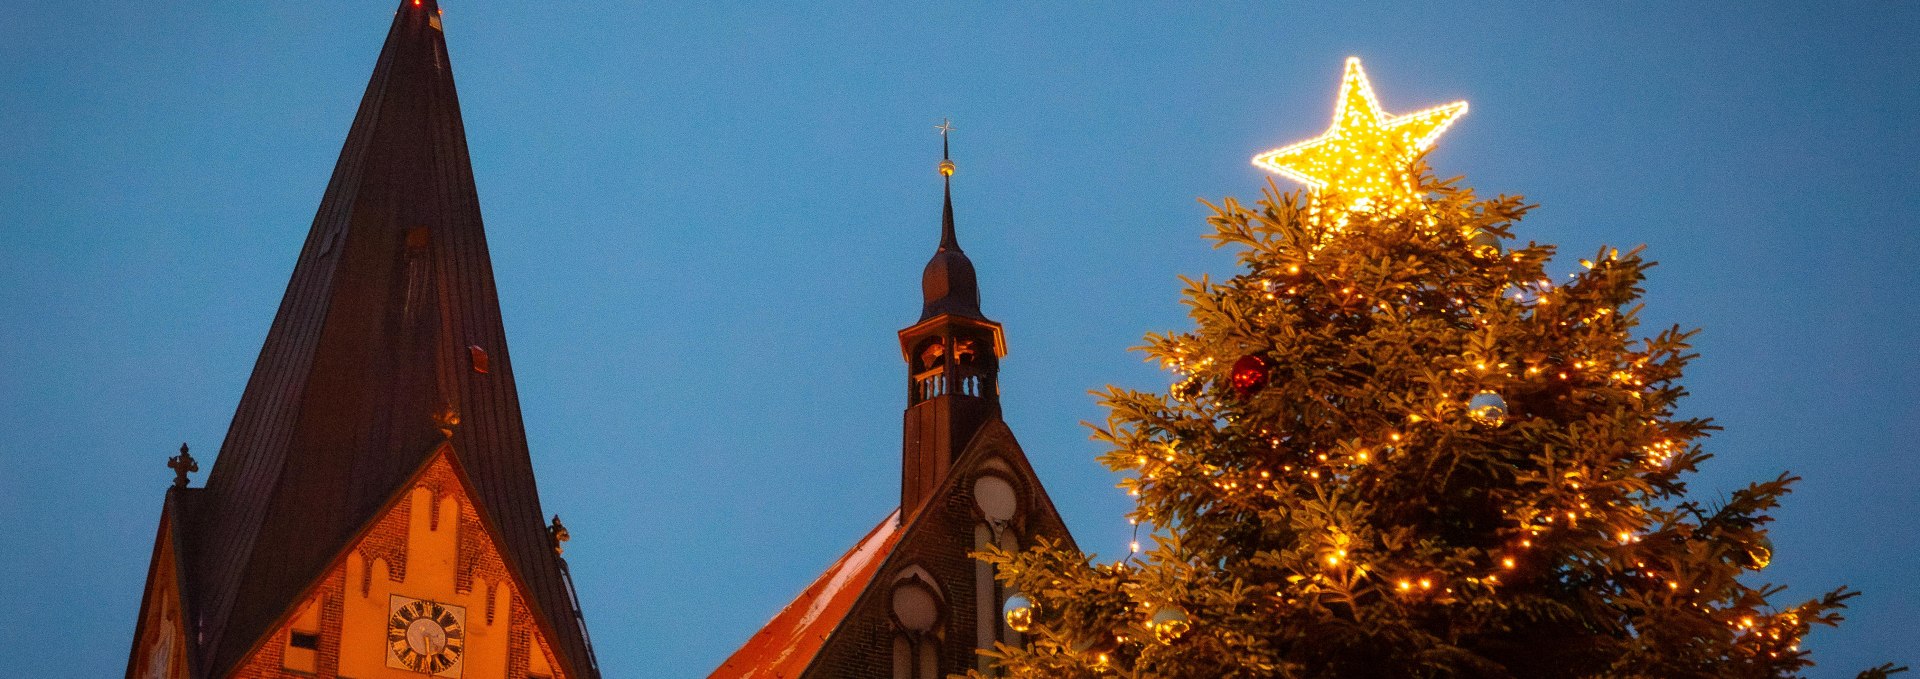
918;340;947;371
891;573;945;679
973;470;1024;671
954;339;979;365
913;337;950;403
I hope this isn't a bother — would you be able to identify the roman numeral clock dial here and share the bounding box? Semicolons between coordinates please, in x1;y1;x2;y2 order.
387;595;466;676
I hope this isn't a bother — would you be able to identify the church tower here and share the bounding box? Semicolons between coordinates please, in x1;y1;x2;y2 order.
125;3;599;678
710;127;1076;679
897;128;1008;522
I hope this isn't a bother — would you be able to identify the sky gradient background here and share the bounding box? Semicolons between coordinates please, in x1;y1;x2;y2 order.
2;2;1915;676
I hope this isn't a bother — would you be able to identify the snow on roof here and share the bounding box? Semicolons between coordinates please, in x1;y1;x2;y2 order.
708;509;904;679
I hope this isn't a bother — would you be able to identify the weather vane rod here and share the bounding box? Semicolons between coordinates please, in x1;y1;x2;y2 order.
936;118;956;176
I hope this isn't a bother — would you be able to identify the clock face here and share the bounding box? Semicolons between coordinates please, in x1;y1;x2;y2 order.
387;596;465;676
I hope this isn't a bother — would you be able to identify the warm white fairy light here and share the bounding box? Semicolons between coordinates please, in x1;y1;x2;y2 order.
1091;68;1820;665
1253;57;1467;218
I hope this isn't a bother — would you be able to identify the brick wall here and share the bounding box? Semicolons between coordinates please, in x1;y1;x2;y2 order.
806;422;1073;678
227;454;565;679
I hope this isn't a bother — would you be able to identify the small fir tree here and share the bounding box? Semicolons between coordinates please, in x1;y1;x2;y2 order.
974;60;1899;679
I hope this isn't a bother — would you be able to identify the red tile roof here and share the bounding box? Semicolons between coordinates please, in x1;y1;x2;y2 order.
708;510;904;679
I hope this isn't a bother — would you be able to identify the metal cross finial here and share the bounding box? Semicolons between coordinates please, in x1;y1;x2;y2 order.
549;515;571;555
168;442;198;489
936;118;956;176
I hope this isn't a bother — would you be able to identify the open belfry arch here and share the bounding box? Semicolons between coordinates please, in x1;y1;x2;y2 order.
125;2;598;677
709;126;1078;679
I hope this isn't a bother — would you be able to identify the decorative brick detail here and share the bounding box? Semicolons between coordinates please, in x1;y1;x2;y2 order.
228;454;566;679
799;422;1075;678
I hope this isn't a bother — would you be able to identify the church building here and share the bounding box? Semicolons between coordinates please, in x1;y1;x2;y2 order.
125;2;599;677
706;136;1078;678
128;2;1077;677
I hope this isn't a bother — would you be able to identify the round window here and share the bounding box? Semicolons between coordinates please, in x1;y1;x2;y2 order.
892;582;939;633
973;474;1018;523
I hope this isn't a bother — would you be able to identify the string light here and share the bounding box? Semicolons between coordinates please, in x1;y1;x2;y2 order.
1253;57;1467;219
1075;58;1818;671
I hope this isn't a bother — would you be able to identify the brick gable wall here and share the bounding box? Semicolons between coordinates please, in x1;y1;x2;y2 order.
804;424;1074;678
227;454;567;679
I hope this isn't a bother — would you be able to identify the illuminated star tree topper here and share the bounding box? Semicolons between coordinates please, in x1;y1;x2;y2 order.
1253;57;1467;219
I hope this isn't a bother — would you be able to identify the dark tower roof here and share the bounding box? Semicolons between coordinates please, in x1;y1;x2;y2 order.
180;2;596;676
919;131;985;321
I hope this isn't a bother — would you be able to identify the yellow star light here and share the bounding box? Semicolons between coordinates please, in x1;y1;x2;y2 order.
1253;57;1467;215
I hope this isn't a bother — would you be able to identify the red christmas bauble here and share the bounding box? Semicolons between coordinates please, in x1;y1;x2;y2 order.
1230;354;1270;398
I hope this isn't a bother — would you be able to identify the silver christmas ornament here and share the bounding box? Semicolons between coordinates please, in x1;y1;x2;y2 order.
1149;605;1190;643
1003;593;1033;633
1469;229;1502;258
1468;391;1508;427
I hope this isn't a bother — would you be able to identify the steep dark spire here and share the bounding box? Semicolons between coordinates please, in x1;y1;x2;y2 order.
920;121;984;321
177;2;597;676
939;124;959;250
898;120;1006;520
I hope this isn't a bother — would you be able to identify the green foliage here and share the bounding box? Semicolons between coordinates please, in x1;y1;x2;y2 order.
971;172;1898;678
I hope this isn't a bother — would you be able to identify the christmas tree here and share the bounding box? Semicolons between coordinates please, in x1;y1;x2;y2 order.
974;59;1900;679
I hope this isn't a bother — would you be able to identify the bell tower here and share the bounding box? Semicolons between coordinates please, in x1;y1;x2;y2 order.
711;123;1076;679
897;123;1007;522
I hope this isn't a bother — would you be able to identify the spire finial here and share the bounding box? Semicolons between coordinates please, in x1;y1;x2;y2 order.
168;442;198;489
936;118;956;177
549;515;571;555
935;119;959;250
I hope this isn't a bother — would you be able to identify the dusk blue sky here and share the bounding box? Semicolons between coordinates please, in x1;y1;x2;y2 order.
3;2;1915;676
